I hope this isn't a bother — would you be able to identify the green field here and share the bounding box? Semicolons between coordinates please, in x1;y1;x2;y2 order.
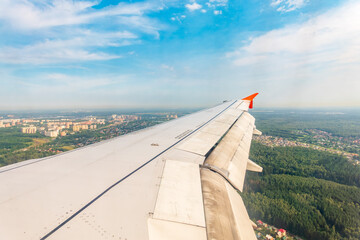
0;127;52;167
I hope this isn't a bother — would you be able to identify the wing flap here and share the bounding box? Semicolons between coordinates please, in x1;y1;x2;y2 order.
153;160;205;227
226;178;258;240
201;168;239;239
200;168;257;240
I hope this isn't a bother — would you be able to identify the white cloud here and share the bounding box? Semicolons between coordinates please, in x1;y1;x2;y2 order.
206;0;228;8
230;1;360;66
2;71;126;91
0;0;165;64
38;73;119;89
214;10;222;15
0;30;139;64
169;14;186;23
0;46;119;64
161;64;174;71
185;2;202;11
0;0;158;30
201;9;207;13
232;55;267;66
271;0;307;12
227;1;360;106
209;0;228;7
117;15;164;38
0;0;92;30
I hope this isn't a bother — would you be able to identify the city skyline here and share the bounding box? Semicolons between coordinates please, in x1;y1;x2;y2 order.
0;0;359;110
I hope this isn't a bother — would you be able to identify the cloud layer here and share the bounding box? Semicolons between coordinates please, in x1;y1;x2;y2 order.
0;0;156;30
230;1;360;67
0;0;161;64
228;1;360;106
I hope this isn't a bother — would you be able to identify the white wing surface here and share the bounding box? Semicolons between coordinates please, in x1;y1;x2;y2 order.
0;94;262;240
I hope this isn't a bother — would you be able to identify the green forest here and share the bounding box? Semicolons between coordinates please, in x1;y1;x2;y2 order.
242;142;360;240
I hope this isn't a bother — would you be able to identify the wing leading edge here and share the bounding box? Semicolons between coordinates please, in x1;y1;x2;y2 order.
0;94;262;240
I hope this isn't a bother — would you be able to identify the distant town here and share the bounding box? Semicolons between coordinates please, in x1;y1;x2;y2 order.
0;111;183;167
0;113;178;138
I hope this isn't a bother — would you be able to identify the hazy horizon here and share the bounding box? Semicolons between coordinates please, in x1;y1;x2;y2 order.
1;105;360;115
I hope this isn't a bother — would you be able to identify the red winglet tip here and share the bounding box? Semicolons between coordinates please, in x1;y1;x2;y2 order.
242;93;259;101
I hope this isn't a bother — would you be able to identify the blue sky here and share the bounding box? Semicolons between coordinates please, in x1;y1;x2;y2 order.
0;0;359;110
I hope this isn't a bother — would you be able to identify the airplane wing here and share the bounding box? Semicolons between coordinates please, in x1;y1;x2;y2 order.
0;94;262;240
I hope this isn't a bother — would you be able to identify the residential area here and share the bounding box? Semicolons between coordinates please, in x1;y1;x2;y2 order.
254;131;360;165
0;111;181;167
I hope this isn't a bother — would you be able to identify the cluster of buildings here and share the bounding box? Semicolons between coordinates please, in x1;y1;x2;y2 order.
166;114;178;119
0;116;50;128
254;135;301;147
0;119;22;128
73;124;97;132
255;220;300;240
1;113;146;139
2;114;144;138
110;114;140;124
21;126;37;134
0;117;106;138
40;118;105;137
253;134;359;164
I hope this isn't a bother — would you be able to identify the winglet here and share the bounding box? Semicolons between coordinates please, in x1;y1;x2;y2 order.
242;93;259;109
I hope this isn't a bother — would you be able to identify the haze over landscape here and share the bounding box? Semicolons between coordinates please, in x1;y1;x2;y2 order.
1;0;359;110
